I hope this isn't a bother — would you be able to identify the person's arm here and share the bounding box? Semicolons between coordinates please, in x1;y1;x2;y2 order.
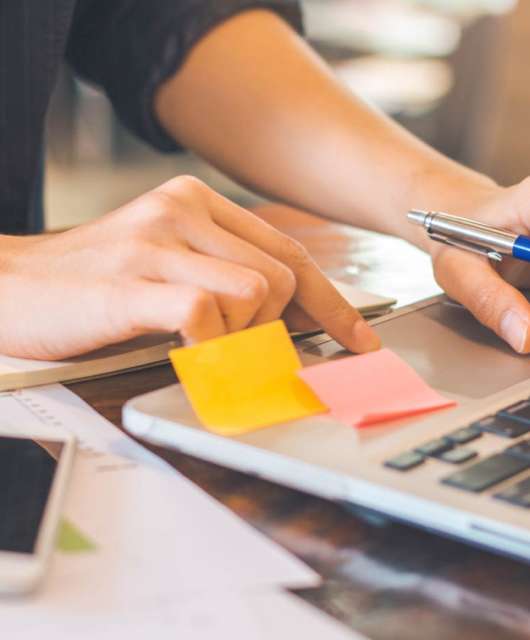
155;9;530;353
0;0;380;360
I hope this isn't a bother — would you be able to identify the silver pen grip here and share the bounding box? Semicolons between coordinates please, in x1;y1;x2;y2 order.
408;210;516;255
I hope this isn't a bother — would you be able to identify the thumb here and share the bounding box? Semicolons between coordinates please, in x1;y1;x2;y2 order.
434;248;530;353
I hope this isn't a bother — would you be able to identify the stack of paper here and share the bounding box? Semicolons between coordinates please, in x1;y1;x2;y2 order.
0;385;366;640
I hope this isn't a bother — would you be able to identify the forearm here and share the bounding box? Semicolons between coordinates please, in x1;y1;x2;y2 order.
155;9;498;251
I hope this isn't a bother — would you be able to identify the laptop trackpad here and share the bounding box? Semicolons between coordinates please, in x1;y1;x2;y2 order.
373;298;530;399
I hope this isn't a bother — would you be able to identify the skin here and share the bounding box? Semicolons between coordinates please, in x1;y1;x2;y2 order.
0;178;378;359
1;9;529;359
155;9;530;354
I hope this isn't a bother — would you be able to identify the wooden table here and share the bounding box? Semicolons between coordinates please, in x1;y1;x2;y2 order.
69;207;530;640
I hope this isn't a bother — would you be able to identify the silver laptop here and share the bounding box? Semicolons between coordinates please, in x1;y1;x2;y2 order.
123;294;530;562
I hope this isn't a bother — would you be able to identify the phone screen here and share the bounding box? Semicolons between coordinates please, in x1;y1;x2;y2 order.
0;437;63;554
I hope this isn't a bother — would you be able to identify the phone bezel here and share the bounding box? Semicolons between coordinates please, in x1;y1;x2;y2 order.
0;432;76;595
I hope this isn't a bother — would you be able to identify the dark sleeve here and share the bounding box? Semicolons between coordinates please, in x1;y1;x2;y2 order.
66;1;304;152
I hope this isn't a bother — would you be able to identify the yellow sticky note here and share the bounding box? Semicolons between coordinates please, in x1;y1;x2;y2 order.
169;320;326;435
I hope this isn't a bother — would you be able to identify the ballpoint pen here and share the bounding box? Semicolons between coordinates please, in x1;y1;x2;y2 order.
408;209;530;263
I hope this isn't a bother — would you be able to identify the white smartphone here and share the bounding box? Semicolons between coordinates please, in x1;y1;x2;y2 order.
0;434;75;595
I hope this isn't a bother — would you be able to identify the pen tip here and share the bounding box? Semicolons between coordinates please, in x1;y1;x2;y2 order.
407;210;428;226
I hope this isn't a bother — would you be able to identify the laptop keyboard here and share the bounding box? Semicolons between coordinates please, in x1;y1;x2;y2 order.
384;398;530;507
442;454;529;493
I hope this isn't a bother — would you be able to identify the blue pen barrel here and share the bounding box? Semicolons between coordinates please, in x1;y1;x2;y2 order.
513;236;530;262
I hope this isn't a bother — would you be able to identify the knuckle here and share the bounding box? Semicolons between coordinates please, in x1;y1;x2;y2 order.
128;191;175;227
235;272;270;305
124;177;215;239
146;190;174;210
171;175;208;201
281;236;310;269
268;264;296;302
145;177;211;227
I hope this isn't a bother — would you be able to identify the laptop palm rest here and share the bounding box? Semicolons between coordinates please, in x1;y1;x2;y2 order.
123;295;530;562
301;297;529;401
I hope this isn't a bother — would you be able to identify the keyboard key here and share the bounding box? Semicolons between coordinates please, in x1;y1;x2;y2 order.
415;438;453;457
495;476;530;508
472;415;530;439
438;448;478;465
384;451;425;471
442;454;530;493
499;400;530;424
505;439;530;462
446;426;482;445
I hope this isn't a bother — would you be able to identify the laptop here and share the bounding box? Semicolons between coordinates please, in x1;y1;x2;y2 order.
123;294;530;562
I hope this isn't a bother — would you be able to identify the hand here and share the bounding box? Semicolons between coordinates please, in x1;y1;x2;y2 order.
431;178;530;353
0;176;380;360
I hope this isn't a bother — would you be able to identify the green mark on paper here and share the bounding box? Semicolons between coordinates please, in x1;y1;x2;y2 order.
56;520;96;553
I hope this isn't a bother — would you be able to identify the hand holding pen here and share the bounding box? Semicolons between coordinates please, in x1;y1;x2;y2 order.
407;188;530;355
408;210;530;264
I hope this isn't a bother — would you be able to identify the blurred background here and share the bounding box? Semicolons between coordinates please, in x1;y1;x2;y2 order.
45;0;528;230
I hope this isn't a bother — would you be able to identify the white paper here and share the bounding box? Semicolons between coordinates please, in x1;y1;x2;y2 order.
55;455;318;607
0;386;336;638
0;384;319;597
0;385;370;639
2;384;166;468
0;589;366;640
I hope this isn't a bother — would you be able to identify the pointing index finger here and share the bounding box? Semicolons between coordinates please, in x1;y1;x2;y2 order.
208;193;381;352
291;252;382;352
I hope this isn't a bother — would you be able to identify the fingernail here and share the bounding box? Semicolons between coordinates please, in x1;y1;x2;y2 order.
353;320;381;353
500;311;528;353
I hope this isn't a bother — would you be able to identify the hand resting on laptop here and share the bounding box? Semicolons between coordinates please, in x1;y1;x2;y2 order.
0;177;380;360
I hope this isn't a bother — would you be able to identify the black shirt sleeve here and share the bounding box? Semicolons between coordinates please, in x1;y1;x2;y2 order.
66;0;304;152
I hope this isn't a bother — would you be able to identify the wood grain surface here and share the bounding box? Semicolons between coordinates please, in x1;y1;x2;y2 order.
69;206;530;640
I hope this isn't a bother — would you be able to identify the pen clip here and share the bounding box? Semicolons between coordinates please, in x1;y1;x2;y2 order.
428;232;503;262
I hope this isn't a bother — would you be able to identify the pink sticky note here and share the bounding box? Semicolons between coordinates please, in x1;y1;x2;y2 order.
298;348;456;427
